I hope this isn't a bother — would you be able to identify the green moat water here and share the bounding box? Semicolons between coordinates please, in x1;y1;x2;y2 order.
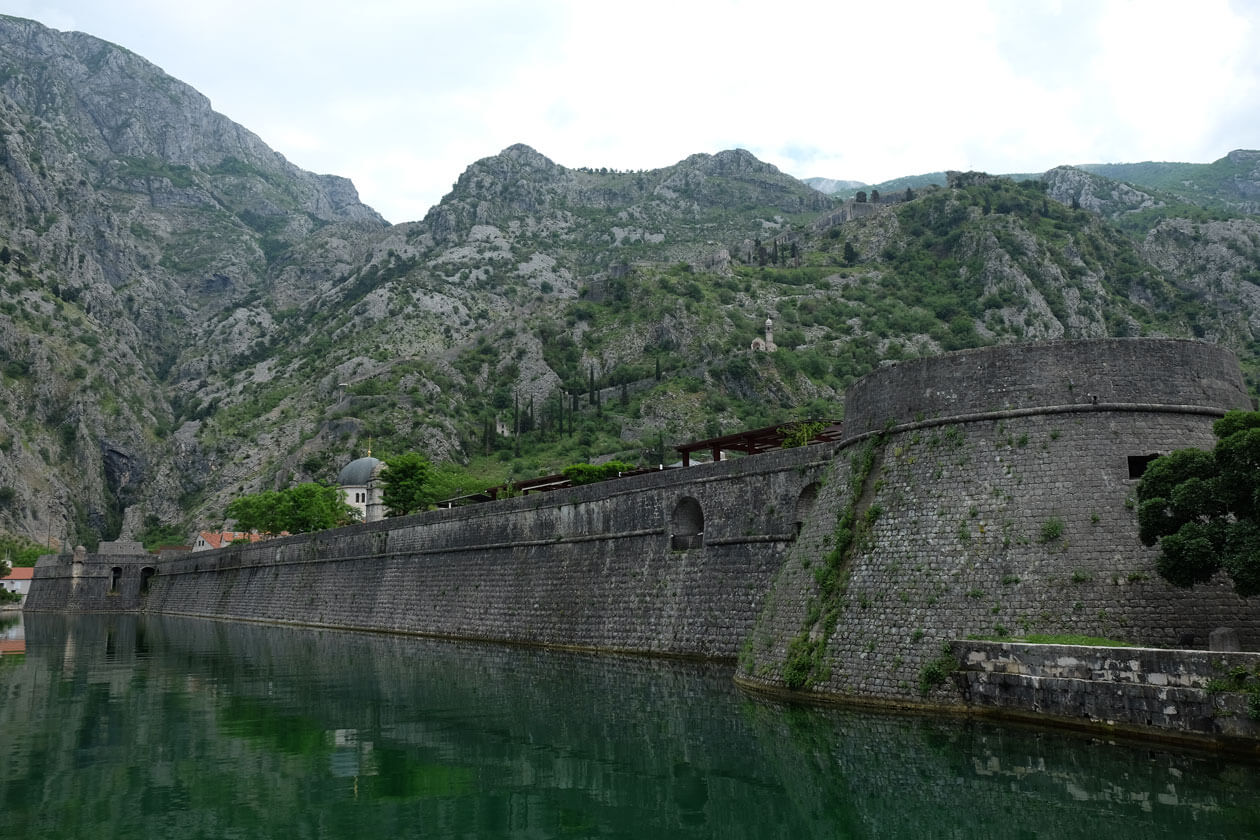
0;613;1256;839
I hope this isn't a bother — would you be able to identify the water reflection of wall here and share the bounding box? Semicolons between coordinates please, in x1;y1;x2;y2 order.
5;615;1257;840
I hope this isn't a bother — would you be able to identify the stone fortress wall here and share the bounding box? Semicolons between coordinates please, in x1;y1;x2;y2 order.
738;339;1260;708
28;441;835;660
25;339;1260;740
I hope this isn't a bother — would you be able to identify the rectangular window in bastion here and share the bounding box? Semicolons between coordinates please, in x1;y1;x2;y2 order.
1127;454;1161;480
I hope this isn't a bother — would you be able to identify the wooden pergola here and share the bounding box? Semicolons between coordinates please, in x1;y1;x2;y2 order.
674;419;843;467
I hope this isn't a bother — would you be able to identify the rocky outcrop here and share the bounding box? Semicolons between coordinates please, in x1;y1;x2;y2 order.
1041;166;1163;217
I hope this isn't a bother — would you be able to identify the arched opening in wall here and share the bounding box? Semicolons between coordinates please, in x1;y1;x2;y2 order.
794;482;820;536
109;566;122;595
1128;454;1162;480
671;497;704;550
139;567;156;596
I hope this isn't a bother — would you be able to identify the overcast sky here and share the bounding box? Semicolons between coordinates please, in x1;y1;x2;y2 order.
8;0;1260;224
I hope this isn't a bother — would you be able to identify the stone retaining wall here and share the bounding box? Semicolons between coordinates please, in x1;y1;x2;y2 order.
842;338;1252;438
954;641;1260;745
25;339;1260;749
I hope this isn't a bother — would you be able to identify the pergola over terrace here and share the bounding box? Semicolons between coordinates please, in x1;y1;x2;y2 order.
673;420;843;467
438;419;843;506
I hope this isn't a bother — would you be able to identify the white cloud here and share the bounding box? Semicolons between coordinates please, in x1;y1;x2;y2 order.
6;0;1260;221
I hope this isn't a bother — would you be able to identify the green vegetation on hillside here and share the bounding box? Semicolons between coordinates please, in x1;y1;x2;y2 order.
0;531;44;566
1081;153;1260;215
1;20;1259;547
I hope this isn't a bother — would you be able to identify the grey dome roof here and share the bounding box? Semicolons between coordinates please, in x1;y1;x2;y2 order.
337;456;382;486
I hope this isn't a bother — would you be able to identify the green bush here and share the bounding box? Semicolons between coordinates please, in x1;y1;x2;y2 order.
918;646;958;696
1038;517;1065;543
562;460;636;485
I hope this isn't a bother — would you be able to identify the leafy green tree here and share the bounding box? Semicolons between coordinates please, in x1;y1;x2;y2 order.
1136;410;1260;596
842;241;858;265
381;452;434;516
225;490;279;533
226;483;358;534
282;483;359;533
0;531;44;566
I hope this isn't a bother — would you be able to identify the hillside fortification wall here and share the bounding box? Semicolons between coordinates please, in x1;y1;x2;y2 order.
738;338;1260;706
26;339;1260;731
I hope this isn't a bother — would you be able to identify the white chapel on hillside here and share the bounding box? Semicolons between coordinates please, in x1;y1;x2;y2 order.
750;317;777;352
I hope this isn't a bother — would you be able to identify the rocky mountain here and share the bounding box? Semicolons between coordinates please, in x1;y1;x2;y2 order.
802;177;867;195
2;14;1260;550
1078;150;1260;217
0;14;386;544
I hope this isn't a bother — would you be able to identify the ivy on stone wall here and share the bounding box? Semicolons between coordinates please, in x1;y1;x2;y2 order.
782;436;884;689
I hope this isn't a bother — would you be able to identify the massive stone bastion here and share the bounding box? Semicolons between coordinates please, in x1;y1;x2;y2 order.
738;338;1259;705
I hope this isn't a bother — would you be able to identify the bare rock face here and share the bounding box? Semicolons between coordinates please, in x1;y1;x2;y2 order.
1042;166;1163;217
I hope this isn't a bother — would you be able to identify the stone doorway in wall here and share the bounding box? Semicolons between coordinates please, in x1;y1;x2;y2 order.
671;497;704;550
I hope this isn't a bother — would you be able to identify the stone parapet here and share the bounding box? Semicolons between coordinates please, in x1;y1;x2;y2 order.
843;339;1251;438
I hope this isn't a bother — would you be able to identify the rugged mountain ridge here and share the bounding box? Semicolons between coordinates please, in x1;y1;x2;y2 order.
0;14;387;543
2;14;1260;549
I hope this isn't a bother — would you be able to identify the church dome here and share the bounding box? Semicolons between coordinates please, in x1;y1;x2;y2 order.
337;456;382;487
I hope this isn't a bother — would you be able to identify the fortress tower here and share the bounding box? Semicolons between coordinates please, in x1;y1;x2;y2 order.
741;338;1260;702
